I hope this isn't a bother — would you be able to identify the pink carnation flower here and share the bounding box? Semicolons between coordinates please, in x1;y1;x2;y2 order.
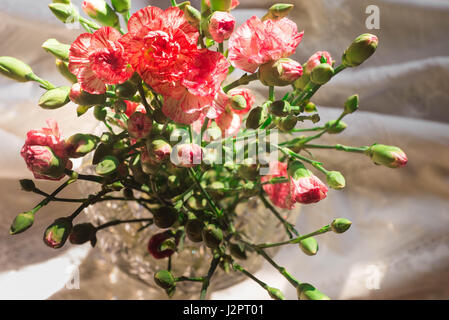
216;110;242;137
290;175;328;204
305;51;334;74
127;112;152;139
175;143;203;168
20;120;71;180
69;27;133;94
262;161;296;210
228;16;304;73
209;11;236;43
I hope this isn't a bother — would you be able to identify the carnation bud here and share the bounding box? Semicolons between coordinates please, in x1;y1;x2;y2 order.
148;232;176;259
69;223;97;246
299;237;319;256
326;171;346;190
113;100;127;114
147;138;172;163
269;100;291;117
10;211;35;235
331;218;352;234
0;56;34;82
42;39;70;61
230;243;247;260
95;155;119;176
263;3;294;21
66;133;98;158
174;144;203;168
70;83;106;106
186;218;204;243
82;0;119;27
305;51;334;74
38;86;70;109
115;82;137;99
110;0;131;13
344;94;359;114
209;0;232;11
48;3;79;24
77;105;90;117
267;287;285;300
246;106;267;129
127;112;152;139
182;5;201;28
297;283;330;300
259;58;303;86
153;207;178;229
93;106;107;121
310;63;334;85
22;146;66;179
229;94;247;111
43;217;73;249
287;160;310;180
342;33;378;67
237;160;259;180
367;144;408;168
325;120;347;134
277;115;298;132
154;270;176;290
55;59;77;83
304;101;317;113
19;179;36;192
202;224;223;248
208;11;236;43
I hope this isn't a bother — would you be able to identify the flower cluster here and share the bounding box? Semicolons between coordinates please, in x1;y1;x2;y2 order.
2;0;408;301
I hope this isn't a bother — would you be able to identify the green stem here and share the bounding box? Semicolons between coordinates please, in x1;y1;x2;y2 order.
96;218;153;230
259;193;298;238
200;254;221;300
304;144;369;153
175;276;205;283
68;188;110;220
291;127;324;132
137;82;153;114
171;0;177;6
257;225;332;249
189;168;222;217
223;73;258;93
233;263;270;291
269;86;275;101
218;42;224;54
277;146;329;174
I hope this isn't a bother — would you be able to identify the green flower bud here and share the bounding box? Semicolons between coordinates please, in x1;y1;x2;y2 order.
112;100;127;114
186;218;204;242
93;106;107;121
66;133;99;158
342;33;378;67
154;270;175;289
246;106;267;129
230;243;247;260
299;237;319;256
230;94;247;111
326;171;346;190
43;217;73;249
123;187;134;199
55;59;77;83
19;179;35;192
325;120;347;134
69;223;97;246
183;5;201;28
202;224;223;248
111;0;131;13
82;0;119;27
297;283;330;300
177;1;191;11
48;3;79;24
267;287;285;300
95;155;119;176
269;100;291;117
210;0;232;11
366;144;408;168
304;101;317;113
310;63;334;85
93;143;112;164
287;160;311;180
10;211;35;235
76;105;89;117
0;56;33;82
38;86;70;109
42;39;70;61
331;218;352;234
153;207;178;229
70;83;106;106
277;115;298;132
293;70;310;90
115;81;137;99
263;3;294;21
344;94;359;114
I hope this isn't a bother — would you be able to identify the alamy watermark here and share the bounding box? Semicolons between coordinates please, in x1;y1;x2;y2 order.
365;5;380;30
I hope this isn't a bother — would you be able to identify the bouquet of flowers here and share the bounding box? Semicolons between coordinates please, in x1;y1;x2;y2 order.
1;0;407;300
